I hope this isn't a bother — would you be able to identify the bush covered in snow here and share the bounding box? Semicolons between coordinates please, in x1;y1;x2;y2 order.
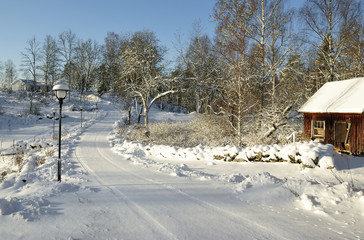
121;104;304;148
122;114;236;147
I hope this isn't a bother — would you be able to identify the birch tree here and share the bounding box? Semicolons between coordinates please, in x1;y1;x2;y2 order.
264;2;294;108
300;0;362;82
4;60;17;90
247;0;294;127
181;22;219;113
73;39;100;95
339;20;364;78
100;32;124;93
213;0;255;145
59;30;76;101
41;35;60;96
119;30;175;136
214;0;296;143
279;54;306;106
21;36;41;87
252;0;297;139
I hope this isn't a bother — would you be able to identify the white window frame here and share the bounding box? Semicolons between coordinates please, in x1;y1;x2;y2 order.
311;120;325;140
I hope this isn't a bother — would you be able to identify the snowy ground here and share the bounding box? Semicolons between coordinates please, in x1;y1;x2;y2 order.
0;91;364;239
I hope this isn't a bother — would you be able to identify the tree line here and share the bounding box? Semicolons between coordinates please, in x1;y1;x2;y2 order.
0;0;363;144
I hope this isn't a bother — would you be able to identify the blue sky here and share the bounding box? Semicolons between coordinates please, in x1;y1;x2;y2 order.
0;0;304;76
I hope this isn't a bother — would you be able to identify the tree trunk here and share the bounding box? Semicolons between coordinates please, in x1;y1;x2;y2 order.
137;105;143;124
127;105;131;125
257;0;266;130
143;106;150;137
195;88;201;113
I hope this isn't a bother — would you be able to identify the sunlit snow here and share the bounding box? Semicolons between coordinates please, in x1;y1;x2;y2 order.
0;91;363;239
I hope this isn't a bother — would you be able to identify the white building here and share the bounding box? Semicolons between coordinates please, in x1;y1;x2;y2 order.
11;79;49;92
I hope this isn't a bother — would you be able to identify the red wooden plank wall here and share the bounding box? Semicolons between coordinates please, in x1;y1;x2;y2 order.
303;113;364;155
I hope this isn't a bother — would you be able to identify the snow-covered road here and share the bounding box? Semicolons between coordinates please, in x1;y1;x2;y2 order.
74;105;281;239
69;103;343;240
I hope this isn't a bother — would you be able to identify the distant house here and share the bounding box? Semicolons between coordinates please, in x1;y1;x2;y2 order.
299;77;364;155
11;79;49;92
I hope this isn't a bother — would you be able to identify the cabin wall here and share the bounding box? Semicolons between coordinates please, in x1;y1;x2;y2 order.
303;113;364;155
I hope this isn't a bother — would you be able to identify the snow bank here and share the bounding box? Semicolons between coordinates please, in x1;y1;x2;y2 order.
84;94;101;102
0;92;107;220
110;127;364;225
111;138;336;169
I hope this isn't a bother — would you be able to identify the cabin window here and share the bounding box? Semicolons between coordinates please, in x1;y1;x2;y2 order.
311;120;325;140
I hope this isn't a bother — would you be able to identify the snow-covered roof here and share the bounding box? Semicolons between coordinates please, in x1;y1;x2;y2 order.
299;77;364;114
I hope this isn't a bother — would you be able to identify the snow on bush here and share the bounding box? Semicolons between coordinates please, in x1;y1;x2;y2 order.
112;137;336;169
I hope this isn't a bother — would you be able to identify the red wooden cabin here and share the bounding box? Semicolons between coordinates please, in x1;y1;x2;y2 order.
299;77;364;155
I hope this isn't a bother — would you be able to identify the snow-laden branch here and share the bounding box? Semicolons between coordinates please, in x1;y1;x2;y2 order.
262;104;292;139
148;90;176;109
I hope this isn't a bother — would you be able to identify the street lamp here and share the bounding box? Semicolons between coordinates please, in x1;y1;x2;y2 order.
52;108;56;139
53;83;69;182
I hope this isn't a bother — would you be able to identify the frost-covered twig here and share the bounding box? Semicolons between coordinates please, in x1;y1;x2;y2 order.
330;169;344;184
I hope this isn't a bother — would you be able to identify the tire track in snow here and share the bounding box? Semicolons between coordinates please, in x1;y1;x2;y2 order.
97;147;290;240
74;124;179;240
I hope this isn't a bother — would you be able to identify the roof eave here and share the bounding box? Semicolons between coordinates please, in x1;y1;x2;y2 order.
300;111;364;115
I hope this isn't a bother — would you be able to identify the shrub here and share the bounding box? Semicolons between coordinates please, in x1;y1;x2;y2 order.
23;100;41;116
124;112;303;147
14;153;23;172
37;157;46;166
45;148;54;157
124;114;235;147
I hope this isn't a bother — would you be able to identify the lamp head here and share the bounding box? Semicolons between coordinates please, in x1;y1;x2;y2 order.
53;83;69;100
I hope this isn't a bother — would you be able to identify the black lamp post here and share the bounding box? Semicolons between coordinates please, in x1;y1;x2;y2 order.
53;83;69;182
52;108;56;138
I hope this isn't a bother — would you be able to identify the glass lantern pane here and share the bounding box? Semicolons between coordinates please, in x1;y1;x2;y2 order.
56;90;67;99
